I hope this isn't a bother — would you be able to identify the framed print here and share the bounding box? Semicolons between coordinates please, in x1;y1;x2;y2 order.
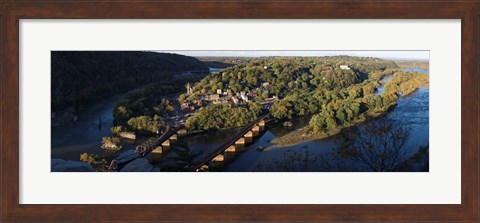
1;1;478;222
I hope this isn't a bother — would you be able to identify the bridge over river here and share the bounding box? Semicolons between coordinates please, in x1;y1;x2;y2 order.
190;113;270;171
135;125;188;160
109;113;270;171
108;125;187;170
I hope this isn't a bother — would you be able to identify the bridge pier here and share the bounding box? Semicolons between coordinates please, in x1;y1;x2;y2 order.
151;146;163;162
258;120;266;131
224;145;236;161
128;125;186;165
252;125;260;136
196;165;209;172
169;134;177;143
161;139;170;150
235;137;246;151
243;131;253;143
209;154;224;170
177;128;188;136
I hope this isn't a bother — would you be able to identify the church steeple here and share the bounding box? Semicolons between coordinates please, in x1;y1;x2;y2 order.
186;83;193;94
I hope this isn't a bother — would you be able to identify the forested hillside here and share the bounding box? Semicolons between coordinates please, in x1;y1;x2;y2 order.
51;51;209;111
182;56;403;131
394;60;429;70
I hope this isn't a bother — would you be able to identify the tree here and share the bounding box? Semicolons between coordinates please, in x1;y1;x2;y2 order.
216;82;223;90
247;101;262;116
113;105;131;123
185;104;258;131
178;93;186;103
101;136;122;150
110;125;123;135
127;115;164;135
309;114;326;132
339;118;410;171
165;103;174;115
270;100;292;120
335;108;346;124
325;116;337;130
261;91;269;99
364;94;383;111
80;152;98;164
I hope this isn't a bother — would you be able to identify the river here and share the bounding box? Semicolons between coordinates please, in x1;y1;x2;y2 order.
51;93;133;160
51;68;220;161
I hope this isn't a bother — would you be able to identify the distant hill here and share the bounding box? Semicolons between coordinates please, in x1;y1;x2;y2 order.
394;60;429;70
51;51;209;111
197;57;249;68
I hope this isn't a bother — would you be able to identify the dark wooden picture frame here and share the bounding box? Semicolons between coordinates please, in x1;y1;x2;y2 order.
1;1;478;222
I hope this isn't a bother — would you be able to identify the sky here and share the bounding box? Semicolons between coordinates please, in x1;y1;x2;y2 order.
156;50;429;61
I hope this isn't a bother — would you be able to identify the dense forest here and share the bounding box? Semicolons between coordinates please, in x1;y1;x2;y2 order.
51;51;209;111
185;102;262;131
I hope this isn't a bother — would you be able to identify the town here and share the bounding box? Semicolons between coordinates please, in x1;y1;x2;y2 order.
180;81;278;115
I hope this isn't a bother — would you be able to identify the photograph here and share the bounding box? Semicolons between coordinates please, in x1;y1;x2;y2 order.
51;50;429;172
3;1;477;221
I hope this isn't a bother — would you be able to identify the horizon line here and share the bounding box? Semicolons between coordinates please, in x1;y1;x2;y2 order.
154;50;430;61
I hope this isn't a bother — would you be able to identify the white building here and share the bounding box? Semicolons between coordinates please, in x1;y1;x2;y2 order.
240;94;249;102
232;96;239;104
340;65;351;70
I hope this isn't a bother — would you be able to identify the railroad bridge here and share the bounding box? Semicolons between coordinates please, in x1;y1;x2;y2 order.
134;125;188;161
191;113;270;171
111;113;270;172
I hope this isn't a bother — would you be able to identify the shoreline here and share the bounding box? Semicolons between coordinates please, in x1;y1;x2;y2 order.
265;104;395;150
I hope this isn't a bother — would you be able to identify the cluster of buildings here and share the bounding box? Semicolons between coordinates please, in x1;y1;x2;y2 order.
181;82;277;113
179;64;351;113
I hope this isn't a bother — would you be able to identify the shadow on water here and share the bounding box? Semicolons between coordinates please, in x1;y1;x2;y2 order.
51;67;222;162
51;94;120;160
